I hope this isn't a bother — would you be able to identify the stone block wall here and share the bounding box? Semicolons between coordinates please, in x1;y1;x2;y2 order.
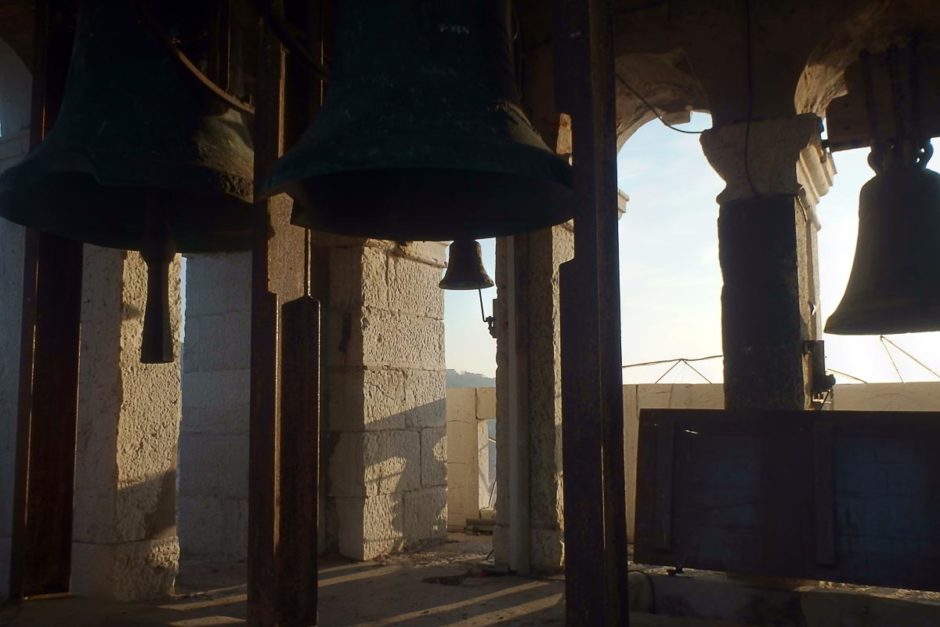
179;252;251;562
71;247;182;601
326;240;448;560
445;388;495;530
178;240;447;564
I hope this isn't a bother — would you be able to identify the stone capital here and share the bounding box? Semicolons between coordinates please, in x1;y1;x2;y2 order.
701;114;835;222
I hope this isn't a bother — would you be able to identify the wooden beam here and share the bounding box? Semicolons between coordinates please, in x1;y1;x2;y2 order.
553;0;628;623
9;0;82;600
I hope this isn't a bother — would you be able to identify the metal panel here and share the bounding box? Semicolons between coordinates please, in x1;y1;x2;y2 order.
635;409;940;591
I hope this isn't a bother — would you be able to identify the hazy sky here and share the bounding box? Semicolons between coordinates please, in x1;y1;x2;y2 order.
444;112;940;384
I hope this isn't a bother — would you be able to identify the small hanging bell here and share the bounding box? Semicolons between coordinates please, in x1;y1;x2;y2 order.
439;240;494;290
826;140;940;334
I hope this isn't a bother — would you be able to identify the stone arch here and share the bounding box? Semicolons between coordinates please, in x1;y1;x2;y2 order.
797;0;940;118
613;49;709;149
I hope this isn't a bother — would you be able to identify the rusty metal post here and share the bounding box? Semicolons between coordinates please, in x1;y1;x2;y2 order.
553;0;628;624
9;0;82;600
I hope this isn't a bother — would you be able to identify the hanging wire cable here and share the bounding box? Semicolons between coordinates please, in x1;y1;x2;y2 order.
623;354;722;368
881;336;940;380
654;360;683;384
681;359;714;384
879;335;905;382
742;0;759;196
827;368;868;384
615;74;705;135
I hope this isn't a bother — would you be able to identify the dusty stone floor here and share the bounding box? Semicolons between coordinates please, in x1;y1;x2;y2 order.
4;534;939;626
0;534;570;626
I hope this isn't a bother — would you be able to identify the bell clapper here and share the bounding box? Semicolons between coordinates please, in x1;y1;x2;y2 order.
479;289;497;339
140;217;176;364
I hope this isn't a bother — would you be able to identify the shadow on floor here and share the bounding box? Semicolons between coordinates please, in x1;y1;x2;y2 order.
2;534;565;626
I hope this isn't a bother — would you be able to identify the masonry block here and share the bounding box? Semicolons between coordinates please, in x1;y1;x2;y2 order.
403;488;447;546
361;309;445;371
178;434;249;500
182;253;251;317
178;496;248;560
328;366;408;432
387;255;444;319
182;311;252;372
330;431;421;497
335;494;405;560
421;427;447;487
404;370;446;428
72;537;179;602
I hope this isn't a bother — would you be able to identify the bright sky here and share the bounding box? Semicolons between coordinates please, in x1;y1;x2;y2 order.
444;112;940;384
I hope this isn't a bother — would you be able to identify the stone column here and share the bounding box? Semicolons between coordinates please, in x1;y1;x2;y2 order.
325;239;448;560
493;224;574;574
179;252;251;564
71;246;182;601
701;113;833;410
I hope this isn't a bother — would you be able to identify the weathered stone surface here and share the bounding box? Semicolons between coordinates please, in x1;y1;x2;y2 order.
404;370;446;429
387;255;443;319
178;496;248;560
421;427;447;487
72;537;179;602
403;488;447;546
330;431;421;498
178;434;249;500
181;252;251;317
71;248;182;599
530;528;564;573
335;494;405;560
182;311;252;372
361;309;445;371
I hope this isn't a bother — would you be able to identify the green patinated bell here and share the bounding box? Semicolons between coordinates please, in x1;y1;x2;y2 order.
263;0;574;241
439;240;494;290
0;0;254;363
826;142;940;334
0;0;254;254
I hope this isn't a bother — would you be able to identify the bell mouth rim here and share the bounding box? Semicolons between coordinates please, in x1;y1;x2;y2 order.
273;167;578;241
825;300;940;335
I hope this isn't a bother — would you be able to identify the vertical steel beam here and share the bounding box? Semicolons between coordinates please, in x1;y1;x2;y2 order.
9;1;82;600
553;0;627;623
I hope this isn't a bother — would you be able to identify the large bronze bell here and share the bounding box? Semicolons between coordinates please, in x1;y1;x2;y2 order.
439;240;494;290
826;141;940;334
0;0;254;362
263;0;574;240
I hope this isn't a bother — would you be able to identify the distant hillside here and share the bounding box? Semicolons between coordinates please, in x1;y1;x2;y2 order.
446;369;496;388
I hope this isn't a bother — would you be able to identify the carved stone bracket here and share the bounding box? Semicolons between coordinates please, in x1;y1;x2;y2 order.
701;113;835;228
